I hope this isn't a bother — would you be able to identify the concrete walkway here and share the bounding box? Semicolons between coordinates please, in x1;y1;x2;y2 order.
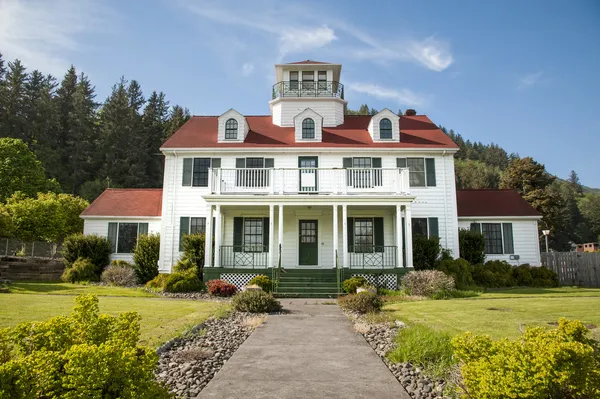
199;299;410;399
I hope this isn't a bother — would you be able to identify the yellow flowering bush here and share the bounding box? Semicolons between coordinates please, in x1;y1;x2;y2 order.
452;318;600;399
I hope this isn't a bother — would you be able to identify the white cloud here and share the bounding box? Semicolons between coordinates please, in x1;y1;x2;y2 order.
242;62;255;76
406;37;453;72
279;26;337;59
0;0;113;76
518;71;544;89
346;81;426;107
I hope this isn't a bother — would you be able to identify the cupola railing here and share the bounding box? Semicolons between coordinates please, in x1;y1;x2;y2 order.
272;81;344;99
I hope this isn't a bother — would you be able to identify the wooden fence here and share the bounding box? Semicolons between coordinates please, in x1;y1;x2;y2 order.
541;252;600;287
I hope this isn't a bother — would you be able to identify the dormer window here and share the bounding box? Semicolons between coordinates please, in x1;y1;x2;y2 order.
380;118;392;139
225;118;238;139
302;118;315;139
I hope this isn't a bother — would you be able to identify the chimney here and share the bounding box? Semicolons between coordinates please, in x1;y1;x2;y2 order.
405;109;417;116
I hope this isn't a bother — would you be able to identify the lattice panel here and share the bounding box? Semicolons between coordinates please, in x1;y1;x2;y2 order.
221;273;260;289
352;274;397;290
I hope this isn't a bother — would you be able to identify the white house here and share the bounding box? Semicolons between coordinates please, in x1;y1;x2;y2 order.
80;60;542;294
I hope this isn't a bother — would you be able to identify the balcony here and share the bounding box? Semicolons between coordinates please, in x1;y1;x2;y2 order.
272;81;344;99
209;168;410;196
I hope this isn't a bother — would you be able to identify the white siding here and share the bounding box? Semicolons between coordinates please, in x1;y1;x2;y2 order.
457;218;541;266
83;218;161;263
270;98;346;127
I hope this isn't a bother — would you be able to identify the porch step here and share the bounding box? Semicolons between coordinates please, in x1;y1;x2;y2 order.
275;268;341;297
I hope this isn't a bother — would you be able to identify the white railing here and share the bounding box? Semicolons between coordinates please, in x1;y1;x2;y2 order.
209;168;410;195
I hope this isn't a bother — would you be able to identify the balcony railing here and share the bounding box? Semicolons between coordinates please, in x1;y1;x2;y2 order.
219;245;269;268
209;168;410;196
348;246;397;269
272;81;344;99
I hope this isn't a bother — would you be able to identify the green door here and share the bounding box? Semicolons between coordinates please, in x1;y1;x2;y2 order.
299;220;318;266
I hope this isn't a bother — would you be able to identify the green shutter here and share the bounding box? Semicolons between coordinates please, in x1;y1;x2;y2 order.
374;217;384;252
428;218;439;238
179;217;189;251
182;158;192;186
233;217;243;252
396;158;407;168
108;223;117;254
470;223;481;233
343;158;352;168
425;158;436;186
138;223;149;236
502;223;514;254
264;158;274;168
347;217;354;252
263;217;270;253
235;158;245;168
211;158;221;168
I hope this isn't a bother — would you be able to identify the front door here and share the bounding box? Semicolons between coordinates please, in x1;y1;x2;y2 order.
298;156;318;192
299;220;319;266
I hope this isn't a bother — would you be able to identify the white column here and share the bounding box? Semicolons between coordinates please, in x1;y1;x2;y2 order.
332;204;339;268
213;205;221;268
278;204;284;267
404;204;413;267
342;204;348;268
396;204;403;268
204;205;214;268
268;205;275;267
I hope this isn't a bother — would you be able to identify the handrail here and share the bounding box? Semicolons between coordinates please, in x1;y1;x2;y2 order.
348;245;397;269
272;81;344;99
219;245;269;269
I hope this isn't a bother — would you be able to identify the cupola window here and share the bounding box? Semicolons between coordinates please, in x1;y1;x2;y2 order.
379;118;392;139
302;118;315;139
225;118;238;139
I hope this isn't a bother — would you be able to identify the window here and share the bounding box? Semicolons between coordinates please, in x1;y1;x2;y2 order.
396;158;436;187
410;217;439;238
343;157;382;187
302;71;314;90
182;158;220;187
235;157;274;187
470;222;514;255
233;217;269;253
379;118;393;139
348;217;384;253
108;222;148;254
318;71;327;90
302;118;315;139
290;71;299;90
225;118;238;139
190;217;206;234
179;216;213;251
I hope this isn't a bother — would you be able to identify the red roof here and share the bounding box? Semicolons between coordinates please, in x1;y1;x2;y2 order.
286;60;331;64
81;189;163;217
456;189;541;217
162;115;458;149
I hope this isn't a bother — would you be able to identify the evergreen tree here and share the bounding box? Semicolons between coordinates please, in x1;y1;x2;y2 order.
53;66;78;189
164;105;190;140
142;91;169;186
1;60;28;141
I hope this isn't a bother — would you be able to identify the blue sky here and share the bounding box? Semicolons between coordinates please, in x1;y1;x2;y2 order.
1;0;599;186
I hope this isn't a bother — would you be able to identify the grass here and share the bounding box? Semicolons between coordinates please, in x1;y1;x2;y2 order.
0;283;231;347
385;287;600;340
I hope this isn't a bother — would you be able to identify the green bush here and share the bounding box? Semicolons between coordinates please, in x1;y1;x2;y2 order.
61;233;112;278
100;264;138;287
145;274;169;291
459;229;486;265
452;318;600;399
412;235;441;270
436;258;474;289
530;266;559;287
472;260;515;288
61;257;97;283
181;233;205;273
338;292;382;313
111;260;132;267
342;276;368;294
511;264;533;286
401;270;455;297
431;289;481;300
248;275;273;293
0;294;170;398
132;233;160;283
388;323;456;379
164;268;203;293
232;290;282;313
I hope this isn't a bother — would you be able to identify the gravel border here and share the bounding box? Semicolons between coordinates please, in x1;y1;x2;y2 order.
345;311;451;399
155;311;265;398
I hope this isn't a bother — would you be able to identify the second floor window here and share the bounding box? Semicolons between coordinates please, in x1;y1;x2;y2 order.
379;118;393;139
396;157;436;187
225;118;238;139
302;118;315;139
182;158;221;187
235;157;274;187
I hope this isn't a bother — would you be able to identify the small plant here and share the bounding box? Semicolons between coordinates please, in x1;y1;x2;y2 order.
412;235;442;270
61;234;112;278
232;290;282;313
401;270;455;297
145;274;169;291
247;275;273;293
459;228;486;265
61;257;97;283
206;279;237;297
101;264;138;287
133;233;160;283
338;292;382;313
164;268;203;293
342;276;368;294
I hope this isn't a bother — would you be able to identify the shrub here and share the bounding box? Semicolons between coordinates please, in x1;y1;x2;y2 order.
511;264;533;286
472;260;514;288
0;294;170;398
338;292;382;313
436;258;474;289
530;265;559;287
401;270;455;297
342;276;368;294
206;279;237;297
181;232;205;269
111;259;132;267
61;233;112;277
459;229;486;265
145;273;169;291
232;290;282;313
431;289;481;300
248;275;273;293
388;323;456;379
61;257;97;283
133;233;160;283
101;264;138;287
452;318;600;399
412;235;441;270
164;268;203;293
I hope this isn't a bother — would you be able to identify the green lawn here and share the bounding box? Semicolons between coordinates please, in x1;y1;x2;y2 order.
384;287;600;340
0;283;230;347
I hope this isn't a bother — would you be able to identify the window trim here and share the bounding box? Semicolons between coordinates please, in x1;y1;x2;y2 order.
396;157;435;187
302;118;315;139
411;218;429;238
224;118;238;140
379;118;393;139
353;217;375;253
109;222;148;254
243;217;265;253
470;222;513;255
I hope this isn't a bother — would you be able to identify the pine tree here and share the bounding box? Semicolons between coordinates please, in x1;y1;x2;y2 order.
164;105;190;140
142;91;169;186
53;66;79;189
0;60;29;141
